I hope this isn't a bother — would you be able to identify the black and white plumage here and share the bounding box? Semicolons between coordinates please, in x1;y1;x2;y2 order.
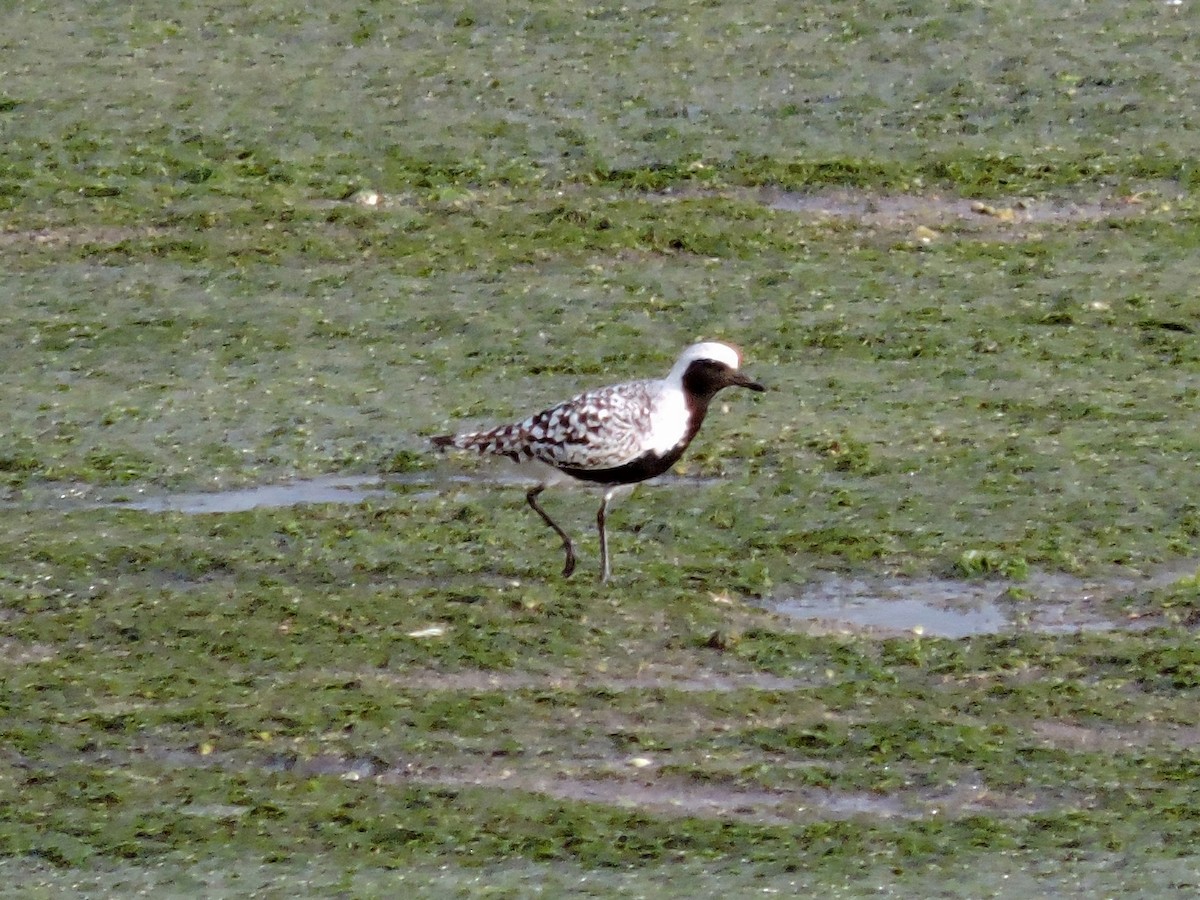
432;341;765;582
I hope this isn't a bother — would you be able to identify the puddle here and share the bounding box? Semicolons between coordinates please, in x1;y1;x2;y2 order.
759;567;1190;638
112;475;392;514
4;471;725;516
766;575;1009;638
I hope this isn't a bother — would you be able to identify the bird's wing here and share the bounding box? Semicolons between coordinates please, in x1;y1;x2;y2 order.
445;381;655;471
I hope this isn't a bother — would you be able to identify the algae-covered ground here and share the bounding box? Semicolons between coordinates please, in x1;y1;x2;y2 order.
3;1;1200;896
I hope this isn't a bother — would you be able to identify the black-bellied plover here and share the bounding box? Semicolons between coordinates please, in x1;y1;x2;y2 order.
432;341;765;582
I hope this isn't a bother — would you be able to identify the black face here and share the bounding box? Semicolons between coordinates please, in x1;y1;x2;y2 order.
681;359;766;399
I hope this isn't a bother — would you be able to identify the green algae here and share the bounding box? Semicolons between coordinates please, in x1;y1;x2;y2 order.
4;0;1200;895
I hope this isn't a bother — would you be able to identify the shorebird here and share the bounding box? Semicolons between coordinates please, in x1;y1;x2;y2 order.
431;341;765;582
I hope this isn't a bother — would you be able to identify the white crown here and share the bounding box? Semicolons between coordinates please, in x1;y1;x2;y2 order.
668;341;742;381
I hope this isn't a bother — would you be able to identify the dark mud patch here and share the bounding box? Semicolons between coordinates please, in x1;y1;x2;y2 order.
759;564;1197;638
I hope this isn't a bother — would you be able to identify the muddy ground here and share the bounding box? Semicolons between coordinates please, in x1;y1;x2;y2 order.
4;1;1200;896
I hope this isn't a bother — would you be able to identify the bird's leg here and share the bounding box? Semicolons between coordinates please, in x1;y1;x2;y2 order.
526;485;576;578
596;490;613;584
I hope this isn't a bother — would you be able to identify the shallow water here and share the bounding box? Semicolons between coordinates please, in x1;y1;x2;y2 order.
760;567;1185;638
113;475;391;514
765;575;1011;638
73;472;724;515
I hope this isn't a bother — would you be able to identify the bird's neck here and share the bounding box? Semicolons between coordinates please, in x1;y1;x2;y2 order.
651;377;713;459
679;391;712;449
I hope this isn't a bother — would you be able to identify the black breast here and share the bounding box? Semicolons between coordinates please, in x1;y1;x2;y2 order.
558;442;690;485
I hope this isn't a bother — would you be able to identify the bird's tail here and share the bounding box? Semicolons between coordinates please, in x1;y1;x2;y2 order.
431;429;499;453
431;426;525;462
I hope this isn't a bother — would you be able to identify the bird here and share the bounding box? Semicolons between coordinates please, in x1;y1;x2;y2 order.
431;341;765;582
